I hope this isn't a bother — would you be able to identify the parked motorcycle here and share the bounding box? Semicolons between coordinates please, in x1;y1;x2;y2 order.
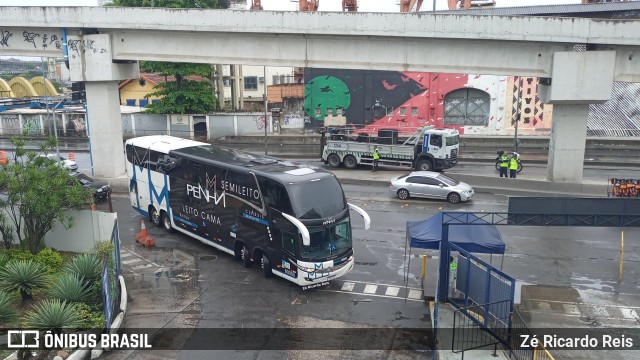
495;151;523;173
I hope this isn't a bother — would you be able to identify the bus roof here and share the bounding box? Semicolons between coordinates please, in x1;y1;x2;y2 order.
125;135;209;153
170;144;333;184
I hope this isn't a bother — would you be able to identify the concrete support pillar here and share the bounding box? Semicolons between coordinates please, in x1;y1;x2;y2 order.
67;32;139;181
85;81;126;179
546;104;590;183
539;50;616;184
214;64;225;110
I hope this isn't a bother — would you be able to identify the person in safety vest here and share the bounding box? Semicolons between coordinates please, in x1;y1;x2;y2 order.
509;153;521;179
498;150;509;178
372;145;380;172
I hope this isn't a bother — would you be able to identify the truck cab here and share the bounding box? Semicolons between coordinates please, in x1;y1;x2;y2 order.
416;128;459;171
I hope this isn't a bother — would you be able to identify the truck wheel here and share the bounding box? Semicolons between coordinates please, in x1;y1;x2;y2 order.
416;159;433;171
327;153;341;168
397;189;410;200
343;155;357;169
447;192;461;204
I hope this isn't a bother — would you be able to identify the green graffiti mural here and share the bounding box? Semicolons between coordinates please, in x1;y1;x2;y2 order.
304;76;350;122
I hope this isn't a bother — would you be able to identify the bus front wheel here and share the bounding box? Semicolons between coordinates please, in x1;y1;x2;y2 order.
261;254;272;278
242;246;252;268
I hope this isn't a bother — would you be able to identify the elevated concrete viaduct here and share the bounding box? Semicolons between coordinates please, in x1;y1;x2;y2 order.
0;7;639;184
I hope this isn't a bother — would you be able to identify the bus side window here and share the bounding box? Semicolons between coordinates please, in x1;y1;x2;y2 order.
125;144;134;164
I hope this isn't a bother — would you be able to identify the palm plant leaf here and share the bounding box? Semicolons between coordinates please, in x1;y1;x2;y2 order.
49;273;93;304
0;290;17;324
65;254;102;283
0;260;49;299
25;299;82;330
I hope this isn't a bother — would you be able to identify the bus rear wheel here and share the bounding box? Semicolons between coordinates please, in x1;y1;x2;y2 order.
242;246;252;268
150;207;161;227
261;254;272;278
161;211;172;232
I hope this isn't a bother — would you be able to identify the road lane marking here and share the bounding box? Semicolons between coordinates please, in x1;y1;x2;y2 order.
562;304;580;316
120;252;132;258
132;264;154;270
534;301;551;310
363;284;378;294
341;282;355;292
407;289;422;300
621;308;638;320
591;306;609;318
318;289;423;302
385;287;400;297
122;258;142;265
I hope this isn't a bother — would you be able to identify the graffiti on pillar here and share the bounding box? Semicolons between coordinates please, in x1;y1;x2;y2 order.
0;30;12;47
40;34;61;50
22;31;39;49
67;39;104;58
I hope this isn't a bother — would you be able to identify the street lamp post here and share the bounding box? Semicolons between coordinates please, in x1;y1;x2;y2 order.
264;65;268;155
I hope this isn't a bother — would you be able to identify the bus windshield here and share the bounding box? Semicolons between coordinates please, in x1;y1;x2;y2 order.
287;176;346;219
300;218;351;260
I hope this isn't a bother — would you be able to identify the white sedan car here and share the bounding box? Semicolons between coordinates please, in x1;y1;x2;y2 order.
37;154;78;171
389;171;474;204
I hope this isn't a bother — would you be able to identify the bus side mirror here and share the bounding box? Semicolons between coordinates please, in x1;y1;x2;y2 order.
348;203;371;230
281;212;311;246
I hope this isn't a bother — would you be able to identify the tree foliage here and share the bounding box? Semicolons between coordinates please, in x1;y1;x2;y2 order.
109;0;222;114
0;137;93;254
108;0;222;8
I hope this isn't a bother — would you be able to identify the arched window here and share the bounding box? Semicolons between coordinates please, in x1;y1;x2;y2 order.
444;88;490;126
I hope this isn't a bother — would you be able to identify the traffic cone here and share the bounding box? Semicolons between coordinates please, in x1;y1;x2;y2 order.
68;152;75;161
0;150;6;166
135;219;155;247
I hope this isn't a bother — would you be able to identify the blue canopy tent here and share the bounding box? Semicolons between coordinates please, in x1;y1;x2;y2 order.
406;212;505;254
403;212;506;297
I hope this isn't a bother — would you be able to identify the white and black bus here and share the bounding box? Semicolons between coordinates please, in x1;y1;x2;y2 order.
125;135;370;287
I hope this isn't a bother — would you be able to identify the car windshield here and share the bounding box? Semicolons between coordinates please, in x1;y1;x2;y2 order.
436;174;459;186
300;218;351;260
445;135;459;146
287;176;346;219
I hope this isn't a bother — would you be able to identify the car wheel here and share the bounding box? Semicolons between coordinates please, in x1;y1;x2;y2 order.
242;246;252;268
161;211;173;232
447;192;461;204
327;153;341;168
343;155;357;169
234;243;243;261
261;254;272;278
150;207;161;227
397;189;410;200
416;159;433;171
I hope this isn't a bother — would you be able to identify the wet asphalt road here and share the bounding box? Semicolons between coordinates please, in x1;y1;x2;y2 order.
105;183;640;360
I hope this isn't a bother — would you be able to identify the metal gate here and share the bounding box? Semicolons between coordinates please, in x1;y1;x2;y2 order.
446;242;515;354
